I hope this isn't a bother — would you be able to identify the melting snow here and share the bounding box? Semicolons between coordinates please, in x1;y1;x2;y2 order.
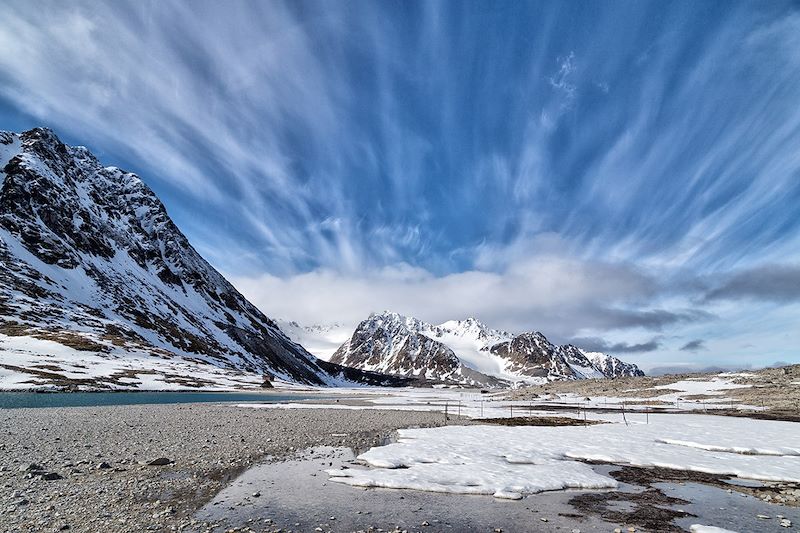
327;413;800;499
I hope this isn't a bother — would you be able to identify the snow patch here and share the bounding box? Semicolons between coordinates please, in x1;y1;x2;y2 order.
328;414;800;499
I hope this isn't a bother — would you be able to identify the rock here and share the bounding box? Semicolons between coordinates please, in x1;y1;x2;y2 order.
98;462;112;469
147;458;172;466
19;463;44;472
252;492;260;498
780;519;791;528
40;472;63;480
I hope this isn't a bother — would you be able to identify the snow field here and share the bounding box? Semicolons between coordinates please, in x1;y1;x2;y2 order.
327;413;800;499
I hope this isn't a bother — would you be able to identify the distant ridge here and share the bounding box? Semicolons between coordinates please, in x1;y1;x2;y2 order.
330;311;644;385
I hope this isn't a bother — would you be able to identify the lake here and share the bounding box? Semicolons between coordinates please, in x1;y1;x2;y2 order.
0;391;321;409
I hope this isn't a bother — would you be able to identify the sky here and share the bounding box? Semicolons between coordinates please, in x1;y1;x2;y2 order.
0;1;798;372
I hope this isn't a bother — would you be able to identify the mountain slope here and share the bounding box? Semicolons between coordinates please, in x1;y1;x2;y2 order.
0;128;404;390
331;311;644;385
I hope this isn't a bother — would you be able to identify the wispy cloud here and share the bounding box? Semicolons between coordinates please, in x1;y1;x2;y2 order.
679;339;707;352
228;252;710;340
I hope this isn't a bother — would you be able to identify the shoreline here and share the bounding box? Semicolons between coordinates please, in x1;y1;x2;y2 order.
0;403;449;532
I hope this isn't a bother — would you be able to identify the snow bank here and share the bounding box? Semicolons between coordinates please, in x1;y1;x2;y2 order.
328;414;800;499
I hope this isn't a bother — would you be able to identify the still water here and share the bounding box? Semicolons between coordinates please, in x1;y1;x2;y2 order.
0;391;319;409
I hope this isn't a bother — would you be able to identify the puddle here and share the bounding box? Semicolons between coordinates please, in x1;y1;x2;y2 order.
658;481;799;532
194;446;617;532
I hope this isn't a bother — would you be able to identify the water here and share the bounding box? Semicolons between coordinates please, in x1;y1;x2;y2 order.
0;391;321;409
661;481;800;532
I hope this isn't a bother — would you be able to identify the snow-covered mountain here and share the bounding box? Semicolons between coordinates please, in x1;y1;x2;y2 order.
331;311;644;385
276;320;351;361
0;128;405;390
330;313;505;387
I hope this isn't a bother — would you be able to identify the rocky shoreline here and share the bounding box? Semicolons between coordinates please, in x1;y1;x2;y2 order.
0;403;447;532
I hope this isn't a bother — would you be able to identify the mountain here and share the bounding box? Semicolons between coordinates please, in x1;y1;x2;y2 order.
330;313;504;387
276;320;351;361
0;128;406;390
331;311;644;385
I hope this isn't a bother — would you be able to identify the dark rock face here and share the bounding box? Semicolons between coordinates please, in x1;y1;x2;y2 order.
0;128;397;386
489;332;576;379
490;335;644;381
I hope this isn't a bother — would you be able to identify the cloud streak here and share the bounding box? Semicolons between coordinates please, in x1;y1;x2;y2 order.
679;339;707;352
567;337;662;354
704;264;800;303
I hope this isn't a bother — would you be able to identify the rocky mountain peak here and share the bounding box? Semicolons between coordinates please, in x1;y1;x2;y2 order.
331;312;503;386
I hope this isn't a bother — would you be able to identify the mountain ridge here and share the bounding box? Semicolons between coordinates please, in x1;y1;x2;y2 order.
330;311;644;385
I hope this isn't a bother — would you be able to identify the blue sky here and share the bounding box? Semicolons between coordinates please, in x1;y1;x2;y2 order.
1;1;798;371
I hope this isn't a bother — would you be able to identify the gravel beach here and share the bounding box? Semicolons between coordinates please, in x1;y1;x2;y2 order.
0;403;447;533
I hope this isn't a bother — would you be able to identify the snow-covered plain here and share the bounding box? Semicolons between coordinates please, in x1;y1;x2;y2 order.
327;414;800;500
238;373;763;419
